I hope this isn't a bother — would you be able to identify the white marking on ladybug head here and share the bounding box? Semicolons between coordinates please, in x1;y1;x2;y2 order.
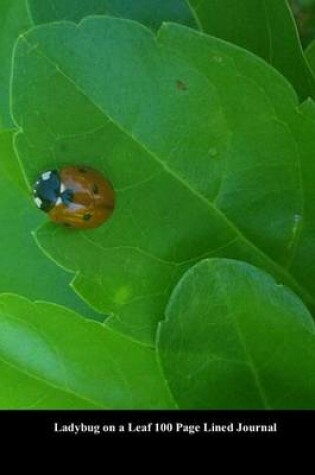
34;197;43;208
41;171;52;181
55;197;63;205
60;183;66;193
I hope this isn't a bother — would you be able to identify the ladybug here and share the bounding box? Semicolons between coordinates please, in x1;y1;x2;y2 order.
32;166;115;229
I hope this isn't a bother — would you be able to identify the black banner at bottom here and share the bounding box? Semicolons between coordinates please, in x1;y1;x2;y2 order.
0;410;313;441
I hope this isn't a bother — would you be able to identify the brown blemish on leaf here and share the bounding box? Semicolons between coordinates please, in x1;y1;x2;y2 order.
176;80;187;91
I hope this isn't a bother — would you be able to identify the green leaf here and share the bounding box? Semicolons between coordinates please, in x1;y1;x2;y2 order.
0;359;97;409
12;18;315;345
188;0;315;100
158;259;315;409
0;129;100;319
0;0;33;127
0;293;175;408
28;0;196;30
306;37;315;72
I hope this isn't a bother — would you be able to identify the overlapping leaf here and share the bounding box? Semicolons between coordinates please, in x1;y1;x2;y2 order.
158;259;315;409
12;18;315;345
0;294;175;408
188;0;315;100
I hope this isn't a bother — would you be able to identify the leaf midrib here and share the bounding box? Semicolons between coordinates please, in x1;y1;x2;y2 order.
220;274;270;409
18;33;315;310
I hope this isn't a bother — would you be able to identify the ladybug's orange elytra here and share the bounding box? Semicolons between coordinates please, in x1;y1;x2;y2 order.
33;166;115;229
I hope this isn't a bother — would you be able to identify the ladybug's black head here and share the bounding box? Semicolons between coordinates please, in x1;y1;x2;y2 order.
32;170;61;212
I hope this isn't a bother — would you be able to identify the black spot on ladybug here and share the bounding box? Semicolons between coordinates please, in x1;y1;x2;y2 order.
92;183;99;194
83;213;93;221
176;80;187;91
78;167;87;173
